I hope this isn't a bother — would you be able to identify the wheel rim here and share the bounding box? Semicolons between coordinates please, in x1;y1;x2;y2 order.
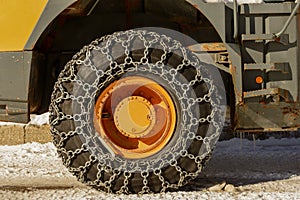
94;76;176;159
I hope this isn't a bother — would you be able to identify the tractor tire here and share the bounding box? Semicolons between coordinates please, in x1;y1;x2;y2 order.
49;29;224;194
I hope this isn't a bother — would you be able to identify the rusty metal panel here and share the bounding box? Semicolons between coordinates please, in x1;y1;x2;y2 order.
0;52;31;101
0;100;28;123
0;52;32;123
265;15;299;100
236;102;300;131
188;43;227;52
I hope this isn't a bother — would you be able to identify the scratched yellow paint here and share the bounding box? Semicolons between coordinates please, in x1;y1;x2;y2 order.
0;0;48;51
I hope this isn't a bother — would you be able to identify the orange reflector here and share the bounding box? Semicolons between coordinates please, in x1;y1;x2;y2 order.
255;76;263;84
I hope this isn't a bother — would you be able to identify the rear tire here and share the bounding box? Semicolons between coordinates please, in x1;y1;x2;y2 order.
49;29;224;194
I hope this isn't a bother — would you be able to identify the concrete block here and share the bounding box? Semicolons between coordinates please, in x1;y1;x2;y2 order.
0;125;24;145
25;125;52;144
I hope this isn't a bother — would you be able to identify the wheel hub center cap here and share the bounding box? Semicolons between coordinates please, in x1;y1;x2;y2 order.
114;96;155;138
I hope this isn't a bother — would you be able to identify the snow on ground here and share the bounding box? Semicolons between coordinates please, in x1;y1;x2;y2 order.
0;112;49;126
0;113;299;199
0;136;298;199
0;121;24;126
28;113;50;126
204;137;300;179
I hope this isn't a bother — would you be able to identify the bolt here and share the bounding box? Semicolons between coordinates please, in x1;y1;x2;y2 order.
220;55;227;61
147;115;152;120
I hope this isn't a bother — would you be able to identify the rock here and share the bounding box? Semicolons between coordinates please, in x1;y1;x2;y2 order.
224;184;236;193
207;181;226;192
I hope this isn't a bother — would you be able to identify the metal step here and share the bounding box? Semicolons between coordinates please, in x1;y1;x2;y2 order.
241;34;289;44
244;63;289;72
243;88;292;101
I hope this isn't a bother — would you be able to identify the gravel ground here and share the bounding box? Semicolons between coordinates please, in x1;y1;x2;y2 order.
0;137;299;199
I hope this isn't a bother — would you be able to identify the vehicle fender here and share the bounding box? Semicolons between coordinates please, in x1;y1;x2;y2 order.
25;0;77;50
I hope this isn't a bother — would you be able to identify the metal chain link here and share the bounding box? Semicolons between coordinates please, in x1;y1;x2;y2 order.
49;29;224;194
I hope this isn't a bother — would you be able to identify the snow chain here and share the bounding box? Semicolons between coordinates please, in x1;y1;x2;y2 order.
49;30;224;194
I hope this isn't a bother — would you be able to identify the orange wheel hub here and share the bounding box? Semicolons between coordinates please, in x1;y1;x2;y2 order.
94;76;176;159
